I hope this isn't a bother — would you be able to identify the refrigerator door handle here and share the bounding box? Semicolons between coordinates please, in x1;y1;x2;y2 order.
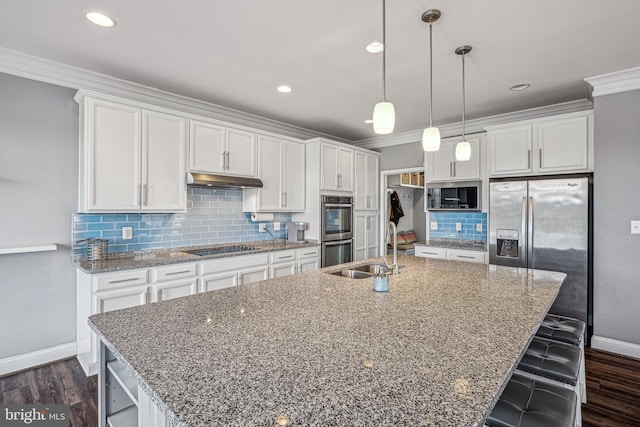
527;196;534;267
521;197;528;267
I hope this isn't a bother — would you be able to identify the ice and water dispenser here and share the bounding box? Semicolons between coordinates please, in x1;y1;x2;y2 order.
496;229;519;258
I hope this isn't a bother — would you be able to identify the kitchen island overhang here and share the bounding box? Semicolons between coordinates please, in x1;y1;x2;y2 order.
89;255;566;426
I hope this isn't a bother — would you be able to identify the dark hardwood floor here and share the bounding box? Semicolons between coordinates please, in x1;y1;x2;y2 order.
0;358;98;427
1;349;639;426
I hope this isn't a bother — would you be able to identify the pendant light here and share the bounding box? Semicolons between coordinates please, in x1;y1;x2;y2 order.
372;0;395;134
421;9;441;151
455;45;472;161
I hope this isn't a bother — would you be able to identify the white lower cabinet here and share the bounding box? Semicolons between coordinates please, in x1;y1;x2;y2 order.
354;212;379;261
414;245;487;264
270;249;298;278
297;247;321;273
151;279;198;303
199;271;239;292
198;253;270;293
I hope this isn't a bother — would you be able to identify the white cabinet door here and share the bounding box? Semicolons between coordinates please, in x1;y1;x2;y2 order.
199;272;238;293
452;137;480;180
427;142;455;182
298;257;320;273
270;261;298;278
366;154;379;210
488;125;533;176
355;152;380;210
366;213;379;258
321;143;339;190
151;278;198;303
238;265;269;285
142;110;187;211
338;147;354;191
354;212;378;261
85;98;142;211
537;115;589;173
226;128;257;177
256;135;283;210
189;120;225;173
283;140;305;211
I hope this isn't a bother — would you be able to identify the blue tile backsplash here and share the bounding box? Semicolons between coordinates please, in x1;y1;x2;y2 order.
428;211;487;241
73;188;291;256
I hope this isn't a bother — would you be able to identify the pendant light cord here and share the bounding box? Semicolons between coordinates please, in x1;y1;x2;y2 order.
429;22;433;128
461;52;466;139
382;0;387;102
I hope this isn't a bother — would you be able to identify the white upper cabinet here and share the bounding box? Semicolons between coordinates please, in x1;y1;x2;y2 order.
425;136;481;183
486;111;593;177
355;151;380;210
243;135;305;212
77;95;186;212
321;142;354;192
354;212;379;261
189;120;257;177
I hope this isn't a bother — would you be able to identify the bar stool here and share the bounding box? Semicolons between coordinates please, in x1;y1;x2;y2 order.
486;373;577;427
536;314;586;403
516;336;582;426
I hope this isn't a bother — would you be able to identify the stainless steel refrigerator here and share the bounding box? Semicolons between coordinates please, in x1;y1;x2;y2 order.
489;175;592;339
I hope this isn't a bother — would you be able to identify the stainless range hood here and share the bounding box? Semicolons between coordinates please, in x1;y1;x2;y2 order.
187;172;263;189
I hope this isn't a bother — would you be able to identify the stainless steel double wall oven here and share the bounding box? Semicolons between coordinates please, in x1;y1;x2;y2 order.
321;195;353;267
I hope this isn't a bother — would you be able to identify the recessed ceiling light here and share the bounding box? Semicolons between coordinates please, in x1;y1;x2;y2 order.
364;119;374;124
510;83;530;92
365;41;384;54
277;85;292;93
86;12;116;28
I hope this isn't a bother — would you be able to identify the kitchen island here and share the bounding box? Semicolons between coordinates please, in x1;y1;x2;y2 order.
89;255;566;426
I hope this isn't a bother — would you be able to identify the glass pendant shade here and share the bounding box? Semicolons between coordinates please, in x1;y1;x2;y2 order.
422;126;441;151
455;140;471;161
373;101;395;134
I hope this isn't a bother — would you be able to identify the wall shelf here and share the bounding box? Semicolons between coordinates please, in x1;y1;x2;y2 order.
0;244;58;255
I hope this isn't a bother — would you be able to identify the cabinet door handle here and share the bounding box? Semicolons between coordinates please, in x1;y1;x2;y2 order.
366;195;370;208
450;162;453;177
284;192;287;208
539;148;542;168
337;173;341;188
138;183;143;207
109;277;142;284
166;270;191;276
227;152;231;170
143;184;148;206
527;149;531;169
453;162;456;177
222;152;226;170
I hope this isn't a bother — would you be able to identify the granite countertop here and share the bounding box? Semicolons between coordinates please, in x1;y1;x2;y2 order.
89;255;565;426
418;238;487;252
74;239;320;273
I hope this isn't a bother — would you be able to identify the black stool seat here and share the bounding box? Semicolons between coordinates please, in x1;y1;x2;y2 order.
487;373;576;427
518;337;581;385
536;314;585;346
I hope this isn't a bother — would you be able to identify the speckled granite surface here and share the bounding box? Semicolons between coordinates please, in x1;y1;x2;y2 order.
420;238;487;252
89;256;565;426
74;239;319;273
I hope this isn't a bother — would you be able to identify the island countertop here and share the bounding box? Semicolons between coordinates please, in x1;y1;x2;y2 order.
89;255;565;426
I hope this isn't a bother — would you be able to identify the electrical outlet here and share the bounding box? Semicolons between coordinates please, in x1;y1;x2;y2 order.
631;220;640;234
259;223;266;232
455;222;462;232
476;223;483;233
274;222;281;231
430;221;438;230
122;227;133;240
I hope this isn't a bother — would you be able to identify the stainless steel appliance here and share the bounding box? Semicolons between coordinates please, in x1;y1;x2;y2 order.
426;181;481;210
489;175;592;340
321;195;353;267
286;222;307;243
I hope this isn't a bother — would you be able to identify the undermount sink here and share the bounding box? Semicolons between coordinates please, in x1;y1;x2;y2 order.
327;262;395;280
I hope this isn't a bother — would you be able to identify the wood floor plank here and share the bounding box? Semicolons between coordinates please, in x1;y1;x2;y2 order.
31;364;64;405
51;360;86;406
69;401;98;427
2;385;34;405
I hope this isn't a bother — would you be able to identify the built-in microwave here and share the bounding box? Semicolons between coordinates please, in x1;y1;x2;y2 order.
426;181;481;211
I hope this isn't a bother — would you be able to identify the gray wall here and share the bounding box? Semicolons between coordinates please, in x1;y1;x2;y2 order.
593;89;640;345
0;73;78;358
378;142;424;171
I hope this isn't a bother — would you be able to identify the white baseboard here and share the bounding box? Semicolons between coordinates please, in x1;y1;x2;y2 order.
0;342;76;377
591;335;640;360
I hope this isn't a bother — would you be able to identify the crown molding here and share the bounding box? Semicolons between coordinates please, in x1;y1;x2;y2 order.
0;47;348;142
585;67;640;97
352;99;593;150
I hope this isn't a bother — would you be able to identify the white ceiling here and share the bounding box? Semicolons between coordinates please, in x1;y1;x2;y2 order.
2;0;640;142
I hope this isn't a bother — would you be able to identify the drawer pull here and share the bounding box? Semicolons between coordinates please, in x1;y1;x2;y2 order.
166;270;192;276
424;252;439;255
456;255;476;259
277;255;294;260
108;277;142;284
302;251;316;256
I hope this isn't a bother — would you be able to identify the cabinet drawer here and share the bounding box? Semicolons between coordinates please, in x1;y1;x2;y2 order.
150;263;197;283
95;269;148;291
198;253;269;275
414;246;447;259
297;246;320;260
270;250;296;264
447;249;486;264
